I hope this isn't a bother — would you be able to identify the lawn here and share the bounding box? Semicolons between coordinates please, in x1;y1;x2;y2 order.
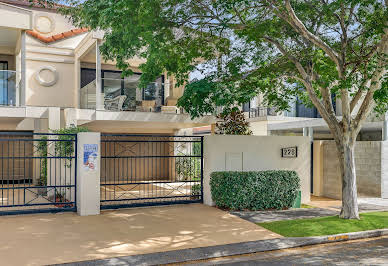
258;212;388;237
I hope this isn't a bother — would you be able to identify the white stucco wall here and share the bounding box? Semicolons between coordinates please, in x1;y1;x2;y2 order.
203;135;311;206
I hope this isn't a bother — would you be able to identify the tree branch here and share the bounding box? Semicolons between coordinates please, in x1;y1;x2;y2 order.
263;36;341;138
283;0;343;76
352;31;388;137
350;87;364;113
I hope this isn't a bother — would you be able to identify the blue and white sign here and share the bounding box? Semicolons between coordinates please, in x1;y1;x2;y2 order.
83;144;98;171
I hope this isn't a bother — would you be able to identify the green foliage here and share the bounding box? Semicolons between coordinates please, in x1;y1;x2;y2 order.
51;126;89;167
191;183;201;199
60;0;388;119
216;110;252;135
210;171;300;211
258;212;388;237
175;142;202;181
177;79;256;119
175;156;201;181
37;136;48;186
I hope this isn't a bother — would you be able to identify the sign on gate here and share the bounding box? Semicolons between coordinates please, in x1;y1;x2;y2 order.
83;144;99;171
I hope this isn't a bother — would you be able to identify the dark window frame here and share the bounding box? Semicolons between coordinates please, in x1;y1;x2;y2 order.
80;68;164;105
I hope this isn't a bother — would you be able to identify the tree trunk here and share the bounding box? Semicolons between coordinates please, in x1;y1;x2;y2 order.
335;137;360;219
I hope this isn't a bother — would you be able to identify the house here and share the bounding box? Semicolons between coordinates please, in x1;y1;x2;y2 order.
0;0;216;213
0;0;215;135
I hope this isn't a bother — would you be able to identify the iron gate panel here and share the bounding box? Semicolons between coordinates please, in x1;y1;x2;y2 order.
100;134;203;209
0;132;77;215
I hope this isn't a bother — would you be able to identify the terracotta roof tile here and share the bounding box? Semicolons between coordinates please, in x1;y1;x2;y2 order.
0;0;65;10
26;28;88;43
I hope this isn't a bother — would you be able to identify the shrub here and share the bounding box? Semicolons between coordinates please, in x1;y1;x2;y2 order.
210;171;300;211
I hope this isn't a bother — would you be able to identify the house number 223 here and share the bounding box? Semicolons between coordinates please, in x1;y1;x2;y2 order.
281;147;298;158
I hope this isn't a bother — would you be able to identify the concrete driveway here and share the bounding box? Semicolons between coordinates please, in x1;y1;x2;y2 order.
0;204;280;266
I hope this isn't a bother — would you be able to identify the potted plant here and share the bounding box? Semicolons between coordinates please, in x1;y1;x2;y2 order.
53;190;73;208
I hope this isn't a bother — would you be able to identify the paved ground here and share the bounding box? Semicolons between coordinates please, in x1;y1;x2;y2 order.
232;196;388;223
0;204;279;266
192;236;388;265
231;208;338;223
308;196;388;212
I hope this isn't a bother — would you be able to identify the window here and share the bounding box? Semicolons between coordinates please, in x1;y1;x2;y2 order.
80;68;164;110
0;62;8;105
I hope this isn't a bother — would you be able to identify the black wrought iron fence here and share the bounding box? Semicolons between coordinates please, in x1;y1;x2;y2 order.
0;132;77;215
100;134;203;209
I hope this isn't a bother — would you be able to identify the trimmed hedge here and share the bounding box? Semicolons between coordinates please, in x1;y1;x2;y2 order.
210;171;300;211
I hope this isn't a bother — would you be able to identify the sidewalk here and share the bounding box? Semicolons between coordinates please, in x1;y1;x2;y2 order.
231;196;388;223
308;196;388;212
60;230;388;266
0;204;279;266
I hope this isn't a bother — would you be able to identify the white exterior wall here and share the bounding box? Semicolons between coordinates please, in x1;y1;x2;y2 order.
203;135;311;206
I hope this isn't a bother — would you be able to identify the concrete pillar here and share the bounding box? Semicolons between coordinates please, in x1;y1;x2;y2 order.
308;127;314;194
64;108;77;128
383;113;388;141
95;41;104;110
75;58;81;109
313;141;324;196
308;127;314;142
76;132;101;216
48;107;60;131
210;123;216;135
20;30;26;106
46;107;61;198
303;127;309;137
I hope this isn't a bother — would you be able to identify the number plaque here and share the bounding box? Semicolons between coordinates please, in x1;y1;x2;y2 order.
281;146;298;158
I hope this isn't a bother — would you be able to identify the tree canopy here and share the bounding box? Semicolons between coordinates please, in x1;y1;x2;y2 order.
62;0;387;120
60;0;388;219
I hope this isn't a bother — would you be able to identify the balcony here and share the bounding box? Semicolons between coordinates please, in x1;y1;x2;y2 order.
80;77;180;114
249;107;278;118
0;70;21;107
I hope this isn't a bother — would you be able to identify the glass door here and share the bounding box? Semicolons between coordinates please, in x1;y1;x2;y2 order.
0;62;8;105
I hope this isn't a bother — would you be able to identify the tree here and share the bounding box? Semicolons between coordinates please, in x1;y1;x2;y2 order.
62;0;388;219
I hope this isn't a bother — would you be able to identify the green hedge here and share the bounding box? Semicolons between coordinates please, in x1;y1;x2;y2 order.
210;171;300;211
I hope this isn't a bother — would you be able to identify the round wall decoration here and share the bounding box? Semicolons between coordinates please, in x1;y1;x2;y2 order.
35;66;59;87
34;14;55;34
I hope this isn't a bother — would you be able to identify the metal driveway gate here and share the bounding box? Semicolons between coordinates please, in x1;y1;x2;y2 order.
100;134;203;209
0;132;77;215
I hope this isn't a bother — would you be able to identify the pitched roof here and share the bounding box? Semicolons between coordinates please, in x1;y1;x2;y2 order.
26;28;88;43
0;0;63;10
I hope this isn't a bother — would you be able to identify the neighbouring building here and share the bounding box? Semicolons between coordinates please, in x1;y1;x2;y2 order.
244;91;388;200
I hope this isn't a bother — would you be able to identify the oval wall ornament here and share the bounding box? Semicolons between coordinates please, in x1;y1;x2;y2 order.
34;14;55;34
35;66;59;87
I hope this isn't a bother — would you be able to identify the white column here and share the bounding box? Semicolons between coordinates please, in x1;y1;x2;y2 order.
48;107;60;130
20;30;26;106
76;132;101;216
95;41;104;110
383;113;388;141
303;127;309;137
75;58;81;109
308;127;314;142
47;107;61;198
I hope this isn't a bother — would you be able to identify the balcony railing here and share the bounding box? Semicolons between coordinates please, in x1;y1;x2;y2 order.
80;78;179;113
0;70;21;106
249;107;278;118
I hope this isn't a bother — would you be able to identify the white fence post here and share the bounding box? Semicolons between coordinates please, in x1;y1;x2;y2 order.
76;132;101;216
